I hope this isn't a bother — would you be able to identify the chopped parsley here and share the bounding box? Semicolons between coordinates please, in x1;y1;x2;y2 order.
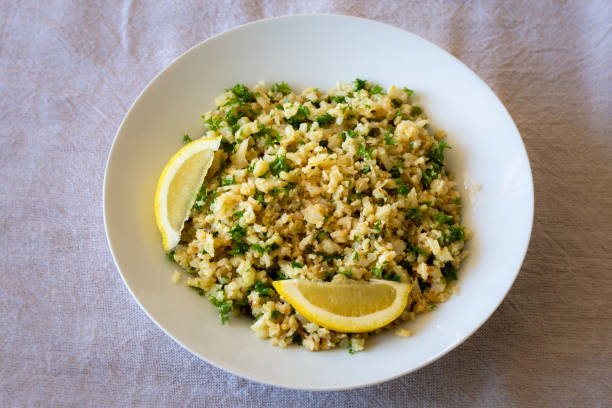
358;143;373;160
384;133;397;145
372;267;382;278
221;175;236;186
396;179;411;196
370;84;384;95
389;165;401;178
226;83;256;104
316;252;343;264
329;95;347;104
291;260;304;268
193;184;218;210
228;223;248;255
422;167;438;188
270;81;291;96
267;268;286;281
182;134;192;143
220;140;235;153
208;296;234;324
166;250;175;263
254;192;266;207
428;140;451;169
442;226;465;245
269;154;292;176
402;87;415;98
189;285;204;296
405;243;426;257
373;221;381;237
442;262;458;281
253;124;281;146
340;130;355;140
348;338;355;354
314;229;330;241
316;113;335;126
270;310;281;321
411;105;422;116
250;244;266;254
383;271;401;282
353;78;367;91
254;281;271;296
286;105;310;129
405;208;422;222
205;116;222;130
433;212;454;225
338;269;352;278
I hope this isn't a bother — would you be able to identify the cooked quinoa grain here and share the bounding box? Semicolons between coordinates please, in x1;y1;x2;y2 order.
171;80;470;352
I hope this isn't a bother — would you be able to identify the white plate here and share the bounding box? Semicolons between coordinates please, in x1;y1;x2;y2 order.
104;15;533;390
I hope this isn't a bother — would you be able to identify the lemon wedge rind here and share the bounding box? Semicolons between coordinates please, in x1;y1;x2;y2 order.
272;279;412;333
154;136;221;251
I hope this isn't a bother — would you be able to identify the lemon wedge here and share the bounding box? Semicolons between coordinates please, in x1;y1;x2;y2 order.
272;279;412;333
154;136;221;250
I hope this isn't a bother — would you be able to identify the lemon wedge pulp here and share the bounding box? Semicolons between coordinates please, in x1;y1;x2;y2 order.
154;136;221;250
272;279;412;333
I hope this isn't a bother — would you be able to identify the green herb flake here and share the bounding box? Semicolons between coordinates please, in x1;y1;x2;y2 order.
267;268;286;281
316;113;335;127
182;134;192;143
340;130;356;141
402;87;415;98
314;229;330;241
396;179;411;196
329;95;347;104
442;262;458;281
358;143;373;160
370;84;384;95
384;133;397;146
443;226;465;245
269;154;292;176
208;296;233;324
226;83;256;104
189;285;204;296
228;223;248;255
220;140;235;153
254;281;271;296
286;104;310;129
348;338;355;354
353;78;367;91
373;221;381;237
166;250;176;263
271;81;291;96
205;116;222;130
411;105;423;116
405;208;422;222
339;269;352;278
222;175;236;186
291;260;304;268
433;212;454;225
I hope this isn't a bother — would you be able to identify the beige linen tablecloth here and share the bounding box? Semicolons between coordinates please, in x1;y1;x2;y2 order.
1;1;611;406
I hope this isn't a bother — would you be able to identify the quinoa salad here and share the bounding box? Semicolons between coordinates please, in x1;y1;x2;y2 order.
168;79;470;352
